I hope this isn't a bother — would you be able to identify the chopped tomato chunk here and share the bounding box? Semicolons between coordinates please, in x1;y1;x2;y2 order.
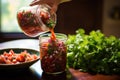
0;50;38;64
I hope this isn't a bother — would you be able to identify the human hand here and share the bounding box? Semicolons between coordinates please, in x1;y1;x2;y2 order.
30;0;61;12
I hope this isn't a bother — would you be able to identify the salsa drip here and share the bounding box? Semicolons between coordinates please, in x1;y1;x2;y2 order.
40;11;56;40
50;29;56;41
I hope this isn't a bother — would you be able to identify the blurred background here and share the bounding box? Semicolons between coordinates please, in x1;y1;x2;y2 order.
0;0;120;42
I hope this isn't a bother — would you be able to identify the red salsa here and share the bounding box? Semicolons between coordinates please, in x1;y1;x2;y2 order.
40;38;67;73
17;9;55;37
17;10;44;37
0;50;38;64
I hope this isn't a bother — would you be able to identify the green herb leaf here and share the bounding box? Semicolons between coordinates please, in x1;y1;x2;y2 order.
67;28;120;74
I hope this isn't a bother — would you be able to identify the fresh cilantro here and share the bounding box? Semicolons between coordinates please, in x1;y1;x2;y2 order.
46;18;55;28
67;28;120;74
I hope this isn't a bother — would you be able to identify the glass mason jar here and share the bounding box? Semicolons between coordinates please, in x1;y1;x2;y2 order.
17;4;56;37
39;33;67;74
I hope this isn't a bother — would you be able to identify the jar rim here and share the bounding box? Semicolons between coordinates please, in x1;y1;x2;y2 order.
39;33;67;41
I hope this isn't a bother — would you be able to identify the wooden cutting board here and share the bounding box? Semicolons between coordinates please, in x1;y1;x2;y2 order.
69;68;120;80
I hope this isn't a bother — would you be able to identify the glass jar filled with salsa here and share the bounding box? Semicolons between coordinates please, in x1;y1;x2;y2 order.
17;4;56;37
39;33;67;74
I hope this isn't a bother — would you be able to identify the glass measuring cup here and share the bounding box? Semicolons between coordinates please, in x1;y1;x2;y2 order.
17;4;56;37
